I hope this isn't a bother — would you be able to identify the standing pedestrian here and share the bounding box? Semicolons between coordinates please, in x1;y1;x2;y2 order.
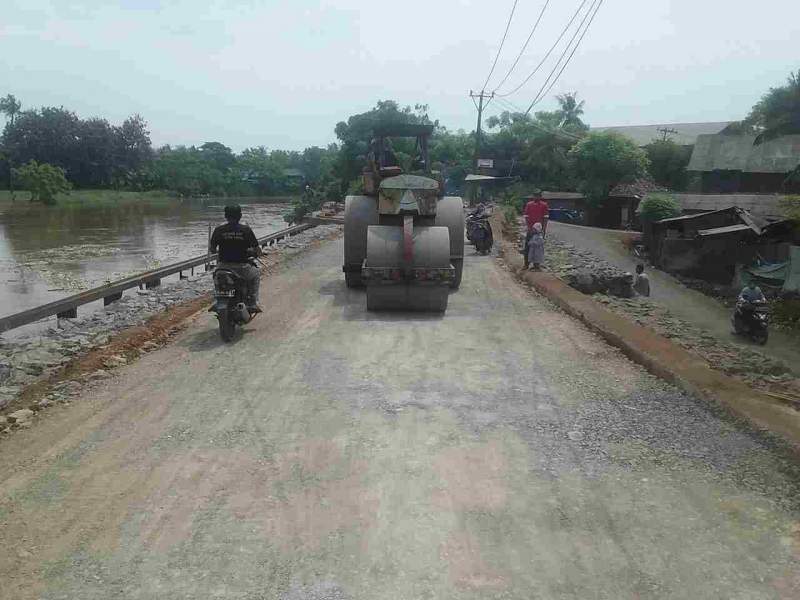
527;222;545;271
633;264;650;297
523;191;549;267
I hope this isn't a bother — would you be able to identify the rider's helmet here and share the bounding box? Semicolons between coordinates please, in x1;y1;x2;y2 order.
224;204;242;221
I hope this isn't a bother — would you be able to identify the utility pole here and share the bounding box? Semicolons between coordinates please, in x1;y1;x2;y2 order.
470;90;494;170
657;127;678;142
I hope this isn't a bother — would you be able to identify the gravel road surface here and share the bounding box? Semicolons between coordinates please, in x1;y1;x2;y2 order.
1;237;799;599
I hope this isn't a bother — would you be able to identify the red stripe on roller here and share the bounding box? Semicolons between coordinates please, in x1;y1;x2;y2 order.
403;215;414;264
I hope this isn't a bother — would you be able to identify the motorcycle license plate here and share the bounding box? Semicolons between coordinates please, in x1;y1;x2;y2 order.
215;290;236;297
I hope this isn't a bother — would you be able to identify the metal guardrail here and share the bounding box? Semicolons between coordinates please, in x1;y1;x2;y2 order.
0;222;314;334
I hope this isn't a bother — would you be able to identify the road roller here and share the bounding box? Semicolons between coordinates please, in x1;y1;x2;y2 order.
342;124;464;312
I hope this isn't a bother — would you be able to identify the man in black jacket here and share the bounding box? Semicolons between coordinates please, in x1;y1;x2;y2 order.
209;205;263;313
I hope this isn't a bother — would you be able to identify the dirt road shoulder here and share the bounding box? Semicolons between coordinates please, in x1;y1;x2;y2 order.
497;214;800;450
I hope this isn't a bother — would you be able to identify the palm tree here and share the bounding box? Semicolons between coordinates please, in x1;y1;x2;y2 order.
555;92;586;130
0;94;22;195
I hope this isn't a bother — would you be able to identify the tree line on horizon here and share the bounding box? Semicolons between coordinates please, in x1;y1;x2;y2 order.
1;70;797;206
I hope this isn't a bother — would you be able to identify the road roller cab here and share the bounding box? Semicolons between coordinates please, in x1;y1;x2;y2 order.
343;124;465;312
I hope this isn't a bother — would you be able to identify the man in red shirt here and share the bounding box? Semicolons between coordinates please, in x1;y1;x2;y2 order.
523;192;549;267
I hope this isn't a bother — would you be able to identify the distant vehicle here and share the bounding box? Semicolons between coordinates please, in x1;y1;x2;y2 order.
466;208;493;255
732;299;769;345
548;208;583;224
210;266;260;341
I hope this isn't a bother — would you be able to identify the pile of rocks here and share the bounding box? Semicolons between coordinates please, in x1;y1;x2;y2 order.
0;224;341;415
544;237;635;298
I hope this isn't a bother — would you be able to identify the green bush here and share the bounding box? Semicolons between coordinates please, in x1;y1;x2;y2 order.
639;193;681;222
12;160;71;205
498;182;538;214
781;195;800;222
283;187;324;224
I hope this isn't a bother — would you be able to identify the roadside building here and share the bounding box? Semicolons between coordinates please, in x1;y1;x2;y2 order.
463;174;517;206
541;179;666;229
282;168;306;189
592;122;732;147
687;133;800;193
668;193;787;220
648;207;796;284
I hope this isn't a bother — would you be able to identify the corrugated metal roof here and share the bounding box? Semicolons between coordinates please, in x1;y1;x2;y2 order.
697;224;755;237
655;209;732;224
592;122;732;146
541;191;585;200
687;134;800;173
662;193;787;218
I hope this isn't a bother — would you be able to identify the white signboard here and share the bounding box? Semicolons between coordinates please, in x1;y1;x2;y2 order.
477;158;494;168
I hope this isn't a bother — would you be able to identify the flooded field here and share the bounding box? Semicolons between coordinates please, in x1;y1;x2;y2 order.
0;196;290;328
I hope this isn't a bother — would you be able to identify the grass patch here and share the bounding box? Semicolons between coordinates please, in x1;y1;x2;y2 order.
0;189;174;206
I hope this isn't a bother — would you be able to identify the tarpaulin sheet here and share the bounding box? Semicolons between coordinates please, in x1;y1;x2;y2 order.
742;246;800;291
785;246;800;292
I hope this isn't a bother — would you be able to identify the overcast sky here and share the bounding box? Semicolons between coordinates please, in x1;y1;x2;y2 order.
2;0;798;151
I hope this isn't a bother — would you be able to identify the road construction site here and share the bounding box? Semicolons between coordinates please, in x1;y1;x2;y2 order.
1;231;799;599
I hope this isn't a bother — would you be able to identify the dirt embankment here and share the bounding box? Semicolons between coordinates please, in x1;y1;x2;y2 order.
0;225;342;435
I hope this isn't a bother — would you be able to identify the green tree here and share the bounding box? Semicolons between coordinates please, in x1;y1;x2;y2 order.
485;105;585;189
13;160;72;205
645;140;692;190
0;94;22;126
638;193;681;222
334;100;434;185
199;141;236;172
115;114;152;182
568;132;650;202
745;70;800;143
555;92;586;130
1;94;22;192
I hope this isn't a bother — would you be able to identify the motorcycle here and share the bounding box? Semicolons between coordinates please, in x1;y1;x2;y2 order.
732;299;769;345
466;212;494;255
210;264;259;342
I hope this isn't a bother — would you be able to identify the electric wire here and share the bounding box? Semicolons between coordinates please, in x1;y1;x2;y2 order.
480;0;520;92
491;0;551;94
522;0;598;112
525;0;604;114
492;97;583;142
495;0;589;98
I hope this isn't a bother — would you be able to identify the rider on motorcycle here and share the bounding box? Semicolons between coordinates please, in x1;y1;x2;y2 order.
209;205;263;313
738;282;766;304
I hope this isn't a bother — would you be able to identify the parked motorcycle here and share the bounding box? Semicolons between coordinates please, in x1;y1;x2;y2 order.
732;299;769;345
466;212;494;255
210;265;259;342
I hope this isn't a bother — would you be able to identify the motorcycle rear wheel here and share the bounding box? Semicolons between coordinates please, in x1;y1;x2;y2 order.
217;309;236;343
754;329;768;345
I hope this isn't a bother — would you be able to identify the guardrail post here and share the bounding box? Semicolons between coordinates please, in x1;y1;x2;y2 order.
104;292;123;306
57;307;78;319
179;270;187;280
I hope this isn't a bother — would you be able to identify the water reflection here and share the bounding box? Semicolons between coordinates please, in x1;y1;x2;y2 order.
0;197;290;321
